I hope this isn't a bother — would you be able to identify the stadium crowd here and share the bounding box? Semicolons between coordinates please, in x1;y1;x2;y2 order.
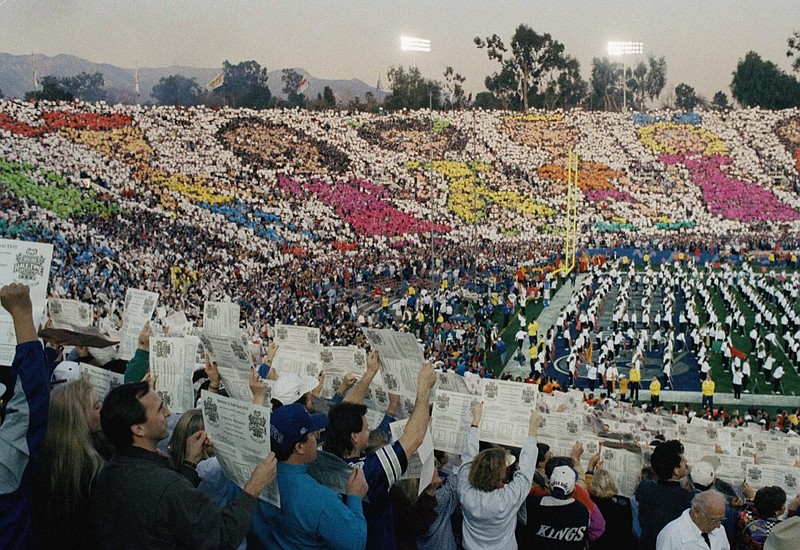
2;282;800;550
1;100;800;548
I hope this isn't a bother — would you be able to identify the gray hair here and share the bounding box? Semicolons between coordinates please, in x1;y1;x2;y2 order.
691;489;725;512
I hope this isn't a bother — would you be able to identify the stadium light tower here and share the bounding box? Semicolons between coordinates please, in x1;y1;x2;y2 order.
607;41;643;111
400;35;436;288
400;35;431;69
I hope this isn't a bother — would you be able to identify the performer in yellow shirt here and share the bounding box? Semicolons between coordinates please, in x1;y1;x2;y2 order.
527;319;539;346
619;376;628;401
629;362;642;403
701;374;715;411
649;377;661;409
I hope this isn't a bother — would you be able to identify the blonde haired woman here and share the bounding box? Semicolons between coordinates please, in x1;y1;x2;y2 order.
35;377;104;549
167;409;236;509
167;409;211;470
588;467;636;550
457;403;540;550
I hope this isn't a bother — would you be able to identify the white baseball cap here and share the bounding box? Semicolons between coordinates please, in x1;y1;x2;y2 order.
690;460;716;487
51;361;82;385
272;373;319;405
550;465;577;498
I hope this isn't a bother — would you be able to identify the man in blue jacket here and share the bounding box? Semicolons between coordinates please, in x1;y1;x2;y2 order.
249;403;369;549
0;283;50;550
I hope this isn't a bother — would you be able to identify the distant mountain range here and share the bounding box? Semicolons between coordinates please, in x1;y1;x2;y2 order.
0;53;387;104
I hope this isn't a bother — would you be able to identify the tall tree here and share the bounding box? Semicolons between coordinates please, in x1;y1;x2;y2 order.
58;72;107;102
674;83;699;111
472;91;503;110
788;31;800;72
364;91;380;113
629;62;648;110
483;66;519;110
531;55;586;110
443;66;468;109
25;76;73;102
384;66;442;110
151;74;202;106
645;57;667;105
322;86;336;108
731;51;800;109
711;91;729;110
347;96;364;111
589;57;621;111
281;68;307;108
475;24;569;111
219;60;272;109
627;55;667;111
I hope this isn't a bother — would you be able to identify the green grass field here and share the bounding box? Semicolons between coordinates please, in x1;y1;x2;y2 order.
486;267;800;399
699;272;799;397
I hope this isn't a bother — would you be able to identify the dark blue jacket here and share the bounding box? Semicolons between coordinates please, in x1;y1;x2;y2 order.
0;341;50;550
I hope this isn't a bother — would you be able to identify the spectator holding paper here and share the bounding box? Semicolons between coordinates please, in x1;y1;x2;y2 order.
324;361;437;550
249;402;368;550
0;283;50;550
457;402;540;550
635;439;693;550
520;463;590;549
123;320;152;383
90;380;277;549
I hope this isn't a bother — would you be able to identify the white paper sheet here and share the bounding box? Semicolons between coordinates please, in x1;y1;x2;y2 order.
362;328;425;402
272;324;321;349
198;332;254;402
203;301;241;336
478;379;537;448
200;391;280;506
0;239;53;365
431;390;480;454
47;298;93;329
390;418;435;495
79;363;124;401
117;288;159;361
149;336;199;414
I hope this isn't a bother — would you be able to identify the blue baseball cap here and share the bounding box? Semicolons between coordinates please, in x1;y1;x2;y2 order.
270;403;328;454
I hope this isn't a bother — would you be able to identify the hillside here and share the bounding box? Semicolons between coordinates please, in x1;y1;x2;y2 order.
0;53;387;104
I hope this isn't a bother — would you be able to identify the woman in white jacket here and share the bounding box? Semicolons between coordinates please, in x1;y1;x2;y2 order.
457;403;540;550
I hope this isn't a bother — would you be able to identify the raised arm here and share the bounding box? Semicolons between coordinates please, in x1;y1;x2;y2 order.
248;367;267;406
517;410;540;475
397;362;437;459
205;354;221;394
505;410;541;507
0;284;50;497
461;402;483;464
2;283;37;344
571;440;587;487
263;343;279;381
343;350;380;404
124;321;151;383
332;373;357;403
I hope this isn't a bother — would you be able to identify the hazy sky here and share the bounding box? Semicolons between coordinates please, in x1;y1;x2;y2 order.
1;0;798;102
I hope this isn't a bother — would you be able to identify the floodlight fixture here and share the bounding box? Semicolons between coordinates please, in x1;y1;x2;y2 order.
606;41;644;111
607;41;644;57
401;36;431;53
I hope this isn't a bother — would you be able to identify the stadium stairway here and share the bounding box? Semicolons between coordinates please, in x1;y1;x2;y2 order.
501;274;590;380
